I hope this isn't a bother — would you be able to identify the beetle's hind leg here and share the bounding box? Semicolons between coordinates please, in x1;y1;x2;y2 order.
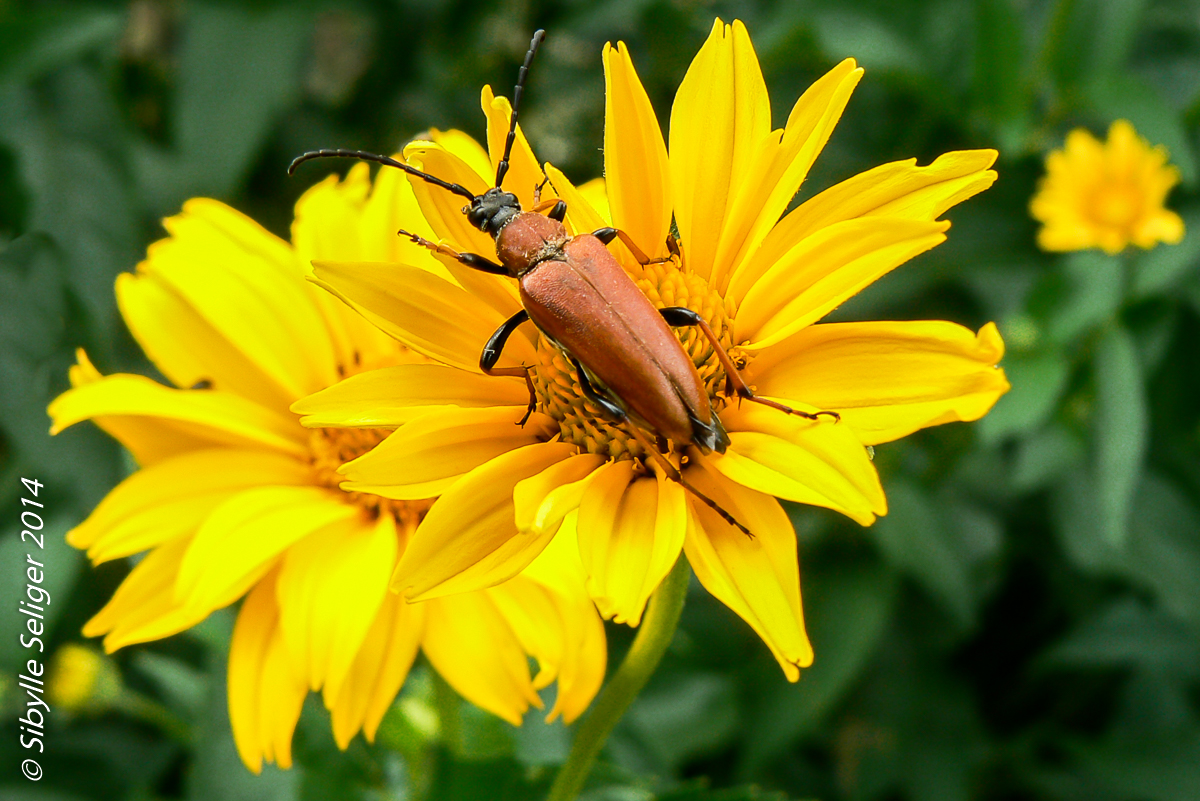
481;310;538;425
658;306;840;423
591;228;674;266
570;355;754;537
399;229;509;275
569;356;627;422
621;425;753;538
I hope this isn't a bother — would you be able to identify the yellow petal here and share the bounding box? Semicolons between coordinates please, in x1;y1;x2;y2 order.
735;217;949;349
402;141;494;256
682;460;813;680
228;572;307;773
290;164;429;369
117;272;293;411
68;448;310;564
175;486;359;616
430;127;494;181
729;150;998;301
420;592;541;725
603;42;671;260
748;320;1010;445
292;363;531;428
328;592;425;748
485;577;565;690
577;177;612;225
49;372;307;463
392;441;578;601
82;536;208;651
577;463;688;625
713;403;886;526
310;260;534;373
544;165;610;237
339;407;557;500
145;201;339;399
483;86;550;208
517;515;607;721
277;514;397;702
712;59;862;292
670;19;771;281
513;452;607;534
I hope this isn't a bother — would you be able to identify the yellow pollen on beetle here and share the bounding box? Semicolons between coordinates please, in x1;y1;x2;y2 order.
309;427;430;525
530;254;738;461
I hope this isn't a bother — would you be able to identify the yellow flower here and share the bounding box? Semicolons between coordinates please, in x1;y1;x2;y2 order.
1031;119;1186;254
48;161;605;772
303;19;1008;680
46;644;121;712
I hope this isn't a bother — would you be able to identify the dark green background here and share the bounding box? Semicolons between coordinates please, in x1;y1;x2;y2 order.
3;0;1200;799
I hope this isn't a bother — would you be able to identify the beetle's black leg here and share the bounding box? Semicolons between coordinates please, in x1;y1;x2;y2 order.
532;175;550;205
590;228;673;266
529;198;568;222
399;229;509;275
480;310;537;425
568;356;626;422
622;425;753;538
658;306;841;423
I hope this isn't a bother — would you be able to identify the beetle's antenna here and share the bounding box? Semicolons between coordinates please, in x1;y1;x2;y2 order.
288;149;477;201
495;29;545;189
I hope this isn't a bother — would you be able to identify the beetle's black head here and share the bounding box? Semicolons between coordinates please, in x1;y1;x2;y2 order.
466;187;521;235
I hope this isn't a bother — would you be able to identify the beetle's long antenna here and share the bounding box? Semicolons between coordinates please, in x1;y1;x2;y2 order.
288;149;477;201
495;29;545;189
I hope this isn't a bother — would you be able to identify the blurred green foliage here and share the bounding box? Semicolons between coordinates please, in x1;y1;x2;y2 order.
2;0;1200;799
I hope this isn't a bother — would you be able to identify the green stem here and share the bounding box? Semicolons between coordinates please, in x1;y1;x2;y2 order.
546;555;690;801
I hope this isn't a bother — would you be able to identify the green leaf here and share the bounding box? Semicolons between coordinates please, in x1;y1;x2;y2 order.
0;8;122;85
1039;598;1200;676
1045;251;1125;345
1041;0;1150;88
135;2;313;213
1069;731;1200;801
870;482;975;627
1130;206;1200;298
1087;73;1198;185
972;0;1030;151
1092;324;1147;546
623;672;739;773
738;557;897;775
977;349;1070;443
0;515;83;672
185;640;296;801
1011;422;1086;491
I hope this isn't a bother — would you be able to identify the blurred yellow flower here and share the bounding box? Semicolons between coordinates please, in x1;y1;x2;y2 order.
1031;119;1185;254
303;19;1008;681
48;158;605;772
46;644;121;712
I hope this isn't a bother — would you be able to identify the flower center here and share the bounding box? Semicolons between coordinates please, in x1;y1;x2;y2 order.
530;255;738;461
1090;184;1141;229
308;427;431;525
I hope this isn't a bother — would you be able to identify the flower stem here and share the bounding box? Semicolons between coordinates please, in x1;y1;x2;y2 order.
546;555;690;801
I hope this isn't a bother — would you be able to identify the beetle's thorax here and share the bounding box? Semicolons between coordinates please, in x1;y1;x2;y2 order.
495;212;570;276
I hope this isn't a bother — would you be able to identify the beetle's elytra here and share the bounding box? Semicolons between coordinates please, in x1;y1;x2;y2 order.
289;30;838;535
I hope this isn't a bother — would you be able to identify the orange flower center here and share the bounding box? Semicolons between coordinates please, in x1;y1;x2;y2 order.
1090;184;1141;229
308;427;431;526
530;254;738;461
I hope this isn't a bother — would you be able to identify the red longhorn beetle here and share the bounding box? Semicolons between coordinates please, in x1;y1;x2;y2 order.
290;30;837;535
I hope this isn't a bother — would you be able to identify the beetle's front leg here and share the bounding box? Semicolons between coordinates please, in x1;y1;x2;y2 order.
398;229;508;275
590;228;673;266
658;306;840;423
530;198;568;222
480;310;538;425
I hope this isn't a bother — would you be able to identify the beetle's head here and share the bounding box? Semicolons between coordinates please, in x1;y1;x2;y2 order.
466;187;521;235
